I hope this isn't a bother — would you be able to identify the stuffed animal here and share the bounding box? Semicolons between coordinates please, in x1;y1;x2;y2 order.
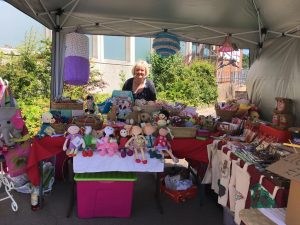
140;112;151;126
96;126;119;156
37;112;56;139
125;106;141;125
85;95;96;114
154;127;179;163
107;105;118;124
118;128;133;158
125;125;148;164
156;109;170;127
63;125;86;157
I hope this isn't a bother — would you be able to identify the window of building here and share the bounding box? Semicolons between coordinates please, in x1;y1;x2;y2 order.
104;35;126;61
135;37;151;62
179;41;186;56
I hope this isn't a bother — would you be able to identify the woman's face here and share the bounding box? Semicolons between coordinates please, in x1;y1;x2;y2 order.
134;65;146;79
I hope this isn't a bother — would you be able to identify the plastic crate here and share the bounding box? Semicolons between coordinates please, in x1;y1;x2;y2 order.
74;172;137;218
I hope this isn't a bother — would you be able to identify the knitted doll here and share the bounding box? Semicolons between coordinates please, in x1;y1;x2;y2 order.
82;126;94;157
142;123;160;159
154;127;179;163
37;112;56;139
156;109;170;127
125;125;148;164
85;95;96;114
96;126;118;156
63;125;86;157
118;128;133;158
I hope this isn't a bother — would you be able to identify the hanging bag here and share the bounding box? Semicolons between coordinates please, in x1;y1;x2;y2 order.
228;158;241;212
218;150;232;207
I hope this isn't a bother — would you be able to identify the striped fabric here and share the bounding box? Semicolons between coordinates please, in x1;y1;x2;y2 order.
152;32;180;57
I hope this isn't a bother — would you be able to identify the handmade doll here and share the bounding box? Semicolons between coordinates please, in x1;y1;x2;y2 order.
96;126;118;156
37;112;56;138
154;127;179;163
106;105;118;124
156;109;170;127
143;123;160;159
118;128;133;158
125;125;148;164
85;95;96;114
82;126;94;157
63;125;86;157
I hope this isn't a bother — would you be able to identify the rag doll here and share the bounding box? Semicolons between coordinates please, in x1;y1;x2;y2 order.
63;125;86;157
37;112;56;138
154;127;179;163
85;95;96;114
118;128;133;158
125;125;148;164
156;109;170;127
142;123;159;159
82;126;94;157
96;126;118;156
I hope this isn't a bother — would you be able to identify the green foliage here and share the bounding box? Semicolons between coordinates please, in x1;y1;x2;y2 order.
242;53;249;69
150;53;218;106
119;70;126;89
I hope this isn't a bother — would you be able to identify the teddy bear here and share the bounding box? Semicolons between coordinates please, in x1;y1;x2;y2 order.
63;124;86;157
125;106;142;125
96;126;119;156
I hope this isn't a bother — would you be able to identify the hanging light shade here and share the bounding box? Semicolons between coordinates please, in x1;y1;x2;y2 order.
64;32;90;85
219;36;234;53
152;31;180;57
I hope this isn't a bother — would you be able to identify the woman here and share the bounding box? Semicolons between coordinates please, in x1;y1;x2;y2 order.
122;60;157;101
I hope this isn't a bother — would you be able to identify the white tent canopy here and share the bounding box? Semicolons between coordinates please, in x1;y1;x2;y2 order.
5;0;300;100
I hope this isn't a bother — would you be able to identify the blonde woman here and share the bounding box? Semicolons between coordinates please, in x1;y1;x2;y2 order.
122;60;157;101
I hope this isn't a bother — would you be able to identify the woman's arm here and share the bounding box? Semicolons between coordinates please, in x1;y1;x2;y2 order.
122;78;133;91
146;79;157;101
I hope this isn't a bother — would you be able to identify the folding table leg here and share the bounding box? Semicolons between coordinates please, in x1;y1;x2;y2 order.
154;172;163;214
188;163;205;206
66;158;75;218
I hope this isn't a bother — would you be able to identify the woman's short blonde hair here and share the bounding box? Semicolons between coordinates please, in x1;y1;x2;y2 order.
132;60;149;77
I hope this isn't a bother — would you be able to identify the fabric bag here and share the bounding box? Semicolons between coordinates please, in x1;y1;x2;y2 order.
210;140;222;194
4;140;31;177
228;158;241;212
201;142;214;184
234;163;250;225
250;175;282;208
217;150;232;207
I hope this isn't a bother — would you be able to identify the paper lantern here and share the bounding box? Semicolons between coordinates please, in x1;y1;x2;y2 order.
152;32;180;57
219;36;234;53
64;33;90;85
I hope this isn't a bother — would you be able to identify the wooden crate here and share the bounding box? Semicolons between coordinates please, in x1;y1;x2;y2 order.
50;100;83;110
170;127;197;138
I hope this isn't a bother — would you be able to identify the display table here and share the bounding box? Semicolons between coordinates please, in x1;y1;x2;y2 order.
240;208;286;225
73;153;164;173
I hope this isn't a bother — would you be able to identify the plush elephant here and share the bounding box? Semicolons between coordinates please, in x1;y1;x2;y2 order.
0;107;22;147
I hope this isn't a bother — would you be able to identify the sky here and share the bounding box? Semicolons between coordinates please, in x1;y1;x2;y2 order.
0;1;44;47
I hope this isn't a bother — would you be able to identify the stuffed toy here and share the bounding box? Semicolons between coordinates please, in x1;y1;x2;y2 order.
63;124;86;157
118;128;133;158
37;112;56;139
142;123;160;159
96;126;118;156
125;125;148;164
125;106;142;125
154;127;179;163
85;95;96;114
106;105;118;124
156;109;170;127
140;112;151;126
82;126;94;157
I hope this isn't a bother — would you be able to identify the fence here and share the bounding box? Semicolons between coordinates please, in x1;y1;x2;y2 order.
216;69;249;85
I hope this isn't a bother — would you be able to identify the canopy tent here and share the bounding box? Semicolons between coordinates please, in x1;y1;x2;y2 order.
4;0;300;107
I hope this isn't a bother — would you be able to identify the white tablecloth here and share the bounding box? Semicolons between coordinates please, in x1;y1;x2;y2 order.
73;153;164;173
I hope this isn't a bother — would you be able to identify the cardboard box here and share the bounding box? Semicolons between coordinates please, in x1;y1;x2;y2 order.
74;172;137;218
267;153;300;225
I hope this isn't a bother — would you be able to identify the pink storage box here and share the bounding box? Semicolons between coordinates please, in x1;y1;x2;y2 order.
74;172;137;218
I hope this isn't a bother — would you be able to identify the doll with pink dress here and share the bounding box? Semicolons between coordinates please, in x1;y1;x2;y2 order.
96;126;119;156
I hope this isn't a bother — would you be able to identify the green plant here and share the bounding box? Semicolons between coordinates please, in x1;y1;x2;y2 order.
119;70;127;89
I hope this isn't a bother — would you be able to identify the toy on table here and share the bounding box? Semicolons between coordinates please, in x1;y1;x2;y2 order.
142;123;160;159
154;127;179;163
118;129;133;158
85;95;96;114
82;126;95;157
63;125;86;157
125;125;148;164
156;109;170;127
96;126;118;156
37;112;56;139
125;106;141;125
106;105;118;124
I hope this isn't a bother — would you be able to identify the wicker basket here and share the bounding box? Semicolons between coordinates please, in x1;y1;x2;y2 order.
170;127;197;138
140;105;162;113
74;115;103;130
215;106;238;122
51;100;83;110
51;123;67;134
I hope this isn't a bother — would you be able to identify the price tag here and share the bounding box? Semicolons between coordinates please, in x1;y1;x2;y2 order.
71;136;82;148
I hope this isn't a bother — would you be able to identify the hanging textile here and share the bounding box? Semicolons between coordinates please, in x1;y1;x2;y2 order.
64;32;90;85
152;31;180;58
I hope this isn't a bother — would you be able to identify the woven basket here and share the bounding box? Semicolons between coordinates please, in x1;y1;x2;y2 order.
170;127;197;138
215;107;238;122
140;105;162;113
51;123;67;134
51;100;83;110
74;115;103;130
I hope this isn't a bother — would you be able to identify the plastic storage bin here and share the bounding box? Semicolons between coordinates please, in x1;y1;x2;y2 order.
74;172;137;218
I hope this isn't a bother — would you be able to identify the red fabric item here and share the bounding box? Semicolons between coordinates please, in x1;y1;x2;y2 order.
170;138;213;163
27;136;65;186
